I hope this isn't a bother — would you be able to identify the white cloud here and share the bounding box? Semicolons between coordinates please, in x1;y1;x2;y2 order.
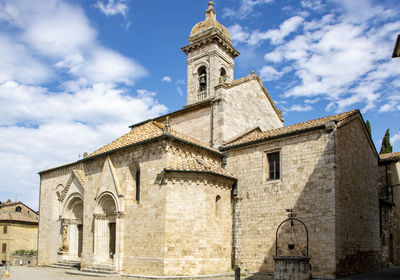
0;81;168;209
0;35;52;84
0;0;145;87
162;76;172;83
247;16;304;45
0;0;165;209
254;1;400;113
223;0;273;19
392;132;400;146
228;24;249;43
305;98;320;104
95;0;128;17
288;104;313;112
177;87;184;96
301;0;325;11
259;66;283;81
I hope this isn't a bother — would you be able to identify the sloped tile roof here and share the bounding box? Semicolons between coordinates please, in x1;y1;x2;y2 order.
223;110;359;149
380;152;400;162
165;157;235;180
88;121;220;158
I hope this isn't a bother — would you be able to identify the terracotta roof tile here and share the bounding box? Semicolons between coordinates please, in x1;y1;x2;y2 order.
380;152;400;162
88;121;219;158
165;157;235;179
224;110;359;149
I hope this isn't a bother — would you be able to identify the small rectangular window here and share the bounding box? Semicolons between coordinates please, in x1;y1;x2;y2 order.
3;226;7;234
2;243;6;253
136;170;140;201
267;151;280;180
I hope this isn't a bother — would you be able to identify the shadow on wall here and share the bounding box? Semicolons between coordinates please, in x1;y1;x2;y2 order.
240;128;381;279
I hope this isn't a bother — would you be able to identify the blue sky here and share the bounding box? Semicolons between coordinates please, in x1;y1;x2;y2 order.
0;0;399;210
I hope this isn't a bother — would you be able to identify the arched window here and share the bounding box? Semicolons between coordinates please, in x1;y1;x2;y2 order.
219;67;227;83
198;66;207;92
215;195;221;217
15;206;22;213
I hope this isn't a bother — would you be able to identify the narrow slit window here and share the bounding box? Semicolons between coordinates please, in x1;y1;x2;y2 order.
2;243;6;253
267;152;280;180
3;226;7;234
136;169;140;201
215;195;221;217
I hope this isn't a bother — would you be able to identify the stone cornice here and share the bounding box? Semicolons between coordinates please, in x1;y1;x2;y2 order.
162;171;234;189
182;32;239;58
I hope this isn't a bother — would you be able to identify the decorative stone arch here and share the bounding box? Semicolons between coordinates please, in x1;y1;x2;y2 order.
59;192;84;260
55;184;64;201
192;61;209;75
219;64;229;83
93;191;123;269
192;62;209;100
95;191;119;215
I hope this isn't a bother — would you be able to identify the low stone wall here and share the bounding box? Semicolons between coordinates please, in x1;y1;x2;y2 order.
274;257;310;280
10;254;37;266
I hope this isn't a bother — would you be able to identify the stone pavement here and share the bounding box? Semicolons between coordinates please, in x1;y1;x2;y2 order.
1;266;400;280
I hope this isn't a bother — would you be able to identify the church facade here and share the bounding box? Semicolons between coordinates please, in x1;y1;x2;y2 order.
38;2;397;278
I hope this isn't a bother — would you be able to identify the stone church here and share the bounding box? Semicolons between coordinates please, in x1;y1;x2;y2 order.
38;2;397;278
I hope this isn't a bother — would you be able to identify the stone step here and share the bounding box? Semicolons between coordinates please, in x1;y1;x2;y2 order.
51;260;81;269
67;270;120;277
81;265;118;275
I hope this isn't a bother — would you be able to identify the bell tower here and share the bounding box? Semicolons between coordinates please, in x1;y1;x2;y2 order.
182;1;239;106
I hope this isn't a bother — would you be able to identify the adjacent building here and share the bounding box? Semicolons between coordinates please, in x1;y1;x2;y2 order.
0;200;38;265
37;2;398;278
379;152;400;265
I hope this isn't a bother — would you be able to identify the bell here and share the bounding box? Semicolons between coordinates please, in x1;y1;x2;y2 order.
288;242;295;250
199;74;206;85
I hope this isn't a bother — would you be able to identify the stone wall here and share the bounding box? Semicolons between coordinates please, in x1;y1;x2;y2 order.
379;159;400;266
10;253;37;266
215;76;283;146
225;128;337;277
81;141;167;273
163;172;233;275
38;163;81;265
335;117;381;276
38;136;229;276
169;105;212;146
0;223;37;263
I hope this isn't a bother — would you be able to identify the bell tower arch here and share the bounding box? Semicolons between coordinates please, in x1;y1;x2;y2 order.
182;1;239;105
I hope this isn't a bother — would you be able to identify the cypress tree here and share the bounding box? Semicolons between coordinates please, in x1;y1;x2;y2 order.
380;129;393;155
366;120;372;138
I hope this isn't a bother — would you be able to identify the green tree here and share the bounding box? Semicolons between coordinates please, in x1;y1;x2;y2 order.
366;120;372;138
380;129;393;154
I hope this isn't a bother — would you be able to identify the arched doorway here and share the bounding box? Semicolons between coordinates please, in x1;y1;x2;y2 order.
94;193;117;264
61;195;84;259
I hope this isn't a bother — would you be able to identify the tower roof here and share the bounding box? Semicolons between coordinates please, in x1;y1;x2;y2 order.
189;1;231;41
182;1;239;57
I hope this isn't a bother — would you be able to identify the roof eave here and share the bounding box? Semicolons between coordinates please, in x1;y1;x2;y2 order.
221;125;325;151
164;168;237;182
